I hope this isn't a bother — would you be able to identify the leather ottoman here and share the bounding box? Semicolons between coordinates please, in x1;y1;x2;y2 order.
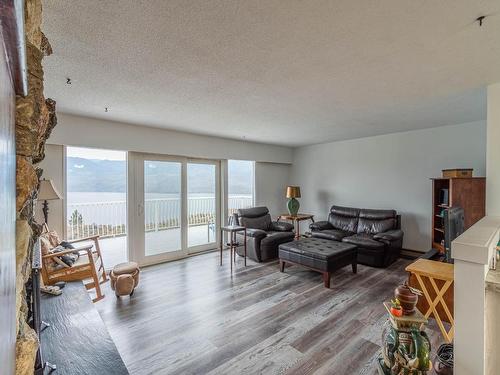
110;261;140;297
278;238;357;288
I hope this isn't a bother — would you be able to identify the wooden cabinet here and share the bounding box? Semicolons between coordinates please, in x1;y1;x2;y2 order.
431;177;486;253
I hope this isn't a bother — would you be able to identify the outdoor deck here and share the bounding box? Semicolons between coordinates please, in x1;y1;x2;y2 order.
95;225;214;268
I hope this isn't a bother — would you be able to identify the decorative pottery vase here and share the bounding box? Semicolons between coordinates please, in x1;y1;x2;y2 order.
394;283;419;315
287;198;300;216
380;321;431;374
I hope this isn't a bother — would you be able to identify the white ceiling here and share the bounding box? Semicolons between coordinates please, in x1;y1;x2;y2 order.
42;0;500;147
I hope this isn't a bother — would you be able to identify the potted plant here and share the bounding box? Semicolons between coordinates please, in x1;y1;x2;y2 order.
390;298;403;317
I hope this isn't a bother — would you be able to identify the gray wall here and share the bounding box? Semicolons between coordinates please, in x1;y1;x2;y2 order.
0;29;17;375
255;162;290;219
290;121;487;252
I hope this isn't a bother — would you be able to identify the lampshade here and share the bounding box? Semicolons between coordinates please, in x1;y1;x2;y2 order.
286;186;301;199
38;179;62;201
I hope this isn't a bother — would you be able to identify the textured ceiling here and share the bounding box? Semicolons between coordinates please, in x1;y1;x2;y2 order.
42;1;500;146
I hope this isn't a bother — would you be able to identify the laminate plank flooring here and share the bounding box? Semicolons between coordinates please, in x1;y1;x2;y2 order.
95;251;444;375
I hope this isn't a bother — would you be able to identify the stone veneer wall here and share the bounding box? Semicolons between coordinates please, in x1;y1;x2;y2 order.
15;1;57;373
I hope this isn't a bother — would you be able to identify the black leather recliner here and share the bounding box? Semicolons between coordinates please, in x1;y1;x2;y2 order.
310;205;403;267
235;207;295;262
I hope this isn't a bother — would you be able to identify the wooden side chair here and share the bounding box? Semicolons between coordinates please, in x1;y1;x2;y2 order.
40;228;108;302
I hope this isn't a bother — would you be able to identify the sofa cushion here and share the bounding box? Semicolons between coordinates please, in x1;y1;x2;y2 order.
40;236;52;256
239;214;272;231
310;221;333;231
270;221;294;232
238;206;269;218
311;229;352;241
244;228;268;240
359;208;396;220
261;231;295;250
373;229;404;242
330;215;359;233
46;230;61;248
342;233;385;249
328;205;360;232
330;205;361;218
357;218;395;234
357;208;396;234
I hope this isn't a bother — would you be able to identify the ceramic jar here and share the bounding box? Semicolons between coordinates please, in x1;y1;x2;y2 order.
394;283;419;314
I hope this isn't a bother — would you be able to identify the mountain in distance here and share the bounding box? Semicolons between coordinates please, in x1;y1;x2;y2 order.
66;157;253;195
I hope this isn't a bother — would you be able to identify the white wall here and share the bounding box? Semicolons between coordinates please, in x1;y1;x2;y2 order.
48;113;293;164
487;82;500;215
255;162;290;219
37;144;65;236
485;81;500;375
290;121;487;252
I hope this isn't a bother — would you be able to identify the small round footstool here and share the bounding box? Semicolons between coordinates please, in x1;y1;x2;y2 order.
110;261;140;297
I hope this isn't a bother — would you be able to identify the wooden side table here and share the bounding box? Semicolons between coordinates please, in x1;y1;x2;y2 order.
277;214;315;240
406;258;454;343
220;225;247;272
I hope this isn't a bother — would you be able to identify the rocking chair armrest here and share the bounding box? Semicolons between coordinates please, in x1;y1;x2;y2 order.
68;235;100;244
73;244;94;253
41;245;93;259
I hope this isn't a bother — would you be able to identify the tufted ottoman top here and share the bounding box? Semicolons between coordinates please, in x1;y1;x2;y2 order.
112;261;139;275
279;238;356;260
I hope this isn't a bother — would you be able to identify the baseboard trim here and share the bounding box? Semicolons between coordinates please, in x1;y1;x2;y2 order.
399;248;425;260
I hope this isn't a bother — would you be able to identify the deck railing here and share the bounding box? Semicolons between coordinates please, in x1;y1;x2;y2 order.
67;195;252;240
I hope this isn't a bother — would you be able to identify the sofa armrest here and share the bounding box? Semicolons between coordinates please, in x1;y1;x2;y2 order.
270;221;294;232
243;228;268;239
309;221;333;231
373;229;404;242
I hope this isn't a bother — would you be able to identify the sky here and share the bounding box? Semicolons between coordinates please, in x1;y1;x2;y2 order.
67;146;126;161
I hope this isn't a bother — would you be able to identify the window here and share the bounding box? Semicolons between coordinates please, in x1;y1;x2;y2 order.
227;160;254;215
66;147;127;268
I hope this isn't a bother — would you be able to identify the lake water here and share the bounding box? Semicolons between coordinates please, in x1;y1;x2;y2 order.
67;192;252;225
68;192;180;203
68;192;252;203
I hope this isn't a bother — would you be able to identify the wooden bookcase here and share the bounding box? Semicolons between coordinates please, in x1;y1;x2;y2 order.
431;177;486;253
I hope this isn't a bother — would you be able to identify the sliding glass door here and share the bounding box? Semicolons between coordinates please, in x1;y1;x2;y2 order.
129;153;220;265
144;159;182;256
187;161;219;251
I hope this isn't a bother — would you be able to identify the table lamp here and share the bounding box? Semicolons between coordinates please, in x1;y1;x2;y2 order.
38;179;62;224
286;186;301;216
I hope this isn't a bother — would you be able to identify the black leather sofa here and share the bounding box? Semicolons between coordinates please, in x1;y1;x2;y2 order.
235;207;295;262
310;205;403;267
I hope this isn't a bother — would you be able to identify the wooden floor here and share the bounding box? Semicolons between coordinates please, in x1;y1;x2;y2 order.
95;251;445;375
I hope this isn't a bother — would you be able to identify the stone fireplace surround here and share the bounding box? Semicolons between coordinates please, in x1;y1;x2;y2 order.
14;0;57;373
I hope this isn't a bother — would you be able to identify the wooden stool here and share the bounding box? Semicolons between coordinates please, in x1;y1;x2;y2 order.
110;261;140;297
406;258;454;343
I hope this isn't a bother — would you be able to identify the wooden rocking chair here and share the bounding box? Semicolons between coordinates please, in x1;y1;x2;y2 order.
40;229;108;302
